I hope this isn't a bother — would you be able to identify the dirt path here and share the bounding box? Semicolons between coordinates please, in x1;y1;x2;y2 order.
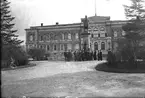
1;61;145;97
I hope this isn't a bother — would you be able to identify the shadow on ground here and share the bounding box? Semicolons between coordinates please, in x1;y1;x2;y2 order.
95;62;145;73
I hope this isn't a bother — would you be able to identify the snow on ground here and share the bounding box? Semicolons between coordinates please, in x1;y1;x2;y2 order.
1;60;106;84
1;60;145;97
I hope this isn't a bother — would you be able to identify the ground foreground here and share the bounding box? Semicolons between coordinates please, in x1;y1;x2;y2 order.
1;61;145;97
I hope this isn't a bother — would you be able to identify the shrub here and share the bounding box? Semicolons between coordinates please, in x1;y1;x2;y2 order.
13;48;29;66
27;48;46;61
137;49;145;61
1;45;29;68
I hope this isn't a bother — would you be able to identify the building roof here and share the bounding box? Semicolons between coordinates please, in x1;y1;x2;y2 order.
33;23;81;27
82;15;110;23
25;23;82;30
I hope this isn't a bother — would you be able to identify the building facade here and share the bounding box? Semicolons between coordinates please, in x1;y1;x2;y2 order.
25;15;127;60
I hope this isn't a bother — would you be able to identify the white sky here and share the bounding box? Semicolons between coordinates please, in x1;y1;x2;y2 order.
9;0;132;44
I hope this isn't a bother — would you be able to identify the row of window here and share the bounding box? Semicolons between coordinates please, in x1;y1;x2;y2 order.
91;33;107;38
27;42;110;51
91;31;125;38
39;44;79;51
29;32;124;42
39;33;79;41
94;42;111;50
114;31;126;37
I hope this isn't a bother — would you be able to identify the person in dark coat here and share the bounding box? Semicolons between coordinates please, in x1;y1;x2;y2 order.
76;50;79;61
64;51;67;61
73;51;77;61
81;50;84;61
68;50;72;61
100;50;103;61
91;50;94;60
93;50;96;60
78;50;81;61
66;51;68;61
98;50;100;61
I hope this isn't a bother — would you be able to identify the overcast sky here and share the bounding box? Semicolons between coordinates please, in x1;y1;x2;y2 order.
9;0;132;45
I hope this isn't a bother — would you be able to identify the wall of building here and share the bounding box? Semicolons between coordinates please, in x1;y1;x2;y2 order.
25;17;127;60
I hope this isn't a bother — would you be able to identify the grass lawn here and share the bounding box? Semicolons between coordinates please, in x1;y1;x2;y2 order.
95;61;145;73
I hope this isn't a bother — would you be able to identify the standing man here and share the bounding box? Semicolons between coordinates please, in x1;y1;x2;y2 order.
64;51;66;61
93;50;96;60
98;50;100;61
73;50;76;61
91;50;94;60
100;50;103;61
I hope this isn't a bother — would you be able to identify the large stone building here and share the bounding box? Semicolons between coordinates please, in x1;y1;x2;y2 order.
25;15;127;60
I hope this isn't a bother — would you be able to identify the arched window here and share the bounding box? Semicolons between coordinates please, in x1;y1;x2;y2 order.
94;42;98;50
60;44;64;50
64;33;68;40
75;33;79;39
54;34;57;40
68;33;71;40
108;42;111;50
101;42;105;50
29;35;33;41
40;35;43;41
54;45;57;51
46;34;50;41
62;33;64;40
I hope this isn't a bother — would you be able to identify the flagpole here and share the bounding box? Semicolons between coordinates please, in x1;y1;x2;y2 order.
95;0;97;16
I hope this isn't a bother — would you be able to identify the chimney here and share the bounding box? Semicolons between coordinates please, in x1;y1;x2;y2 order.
41;23;43;26
56;22;59;25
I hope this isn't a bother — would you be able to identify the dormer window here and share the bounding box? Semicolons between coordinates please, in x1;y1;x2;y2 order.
100;26;105;31
94;27;98;31
94;27;99;34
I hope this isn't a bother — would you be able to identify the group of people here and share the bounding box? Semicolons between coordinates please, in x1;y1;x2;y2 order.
64;49;103;61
